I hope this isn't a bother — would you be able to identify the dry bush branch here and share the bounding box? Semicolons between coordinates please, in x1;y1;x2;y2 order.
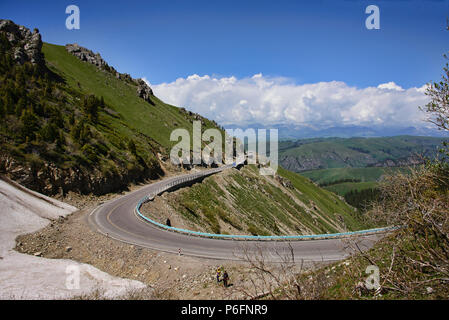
361;162;449;297
232;242;331;300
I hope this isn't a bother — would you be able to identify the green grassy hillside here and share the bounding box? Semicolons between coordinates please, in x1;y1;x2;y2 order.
43;43;219;149
301;167;409;186
324;181;376;195
141;165;367;236
301;166;409;197
0;38;222;195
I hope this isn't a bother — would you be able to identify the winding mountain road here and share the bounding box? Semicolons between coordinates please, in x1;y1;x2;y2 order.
87;165;385;262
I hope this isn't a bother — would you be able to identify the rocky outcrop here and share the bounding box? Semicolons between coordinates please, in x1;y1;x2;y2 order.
117;72;132;82
136;79;154;104
0;19;43;65
275;174;293;189
0;154;163;196
179;107;206;125
65;43;155;104
65;43;106;68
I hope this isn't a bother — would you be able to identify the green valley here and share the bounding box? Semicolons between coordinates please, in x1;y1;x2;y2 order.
279;136;446;210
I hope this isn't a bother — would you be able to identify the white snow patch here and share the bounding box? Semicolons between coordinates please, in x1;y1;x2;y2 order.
0;178;146;299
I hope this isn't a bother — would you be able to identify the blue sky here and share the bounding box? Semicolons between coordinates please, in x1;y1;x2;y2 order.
2;0;448;87
2;0;449;131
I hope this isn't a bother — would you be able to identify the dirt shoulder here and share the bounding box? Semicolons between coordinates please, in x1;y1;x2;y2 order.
15;199;313;299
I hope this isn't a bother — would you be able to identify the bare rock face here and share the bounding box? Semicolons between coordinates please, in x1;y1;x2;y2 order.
275;174;294;189
117;72;132;82
179;107;206;125
0;19;44;65
136;78;154;103
0;153;163;196
65;43;106;68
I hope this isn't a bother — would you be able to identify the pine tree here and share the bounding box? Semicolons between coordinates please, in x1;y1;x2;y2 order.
15;98;26;117
20;109;39;141
4;93;14;114
0;98;5;118
128;139;137;156
69;112;75;125
40;122;58;142
82;95;99;123
56;130;65;149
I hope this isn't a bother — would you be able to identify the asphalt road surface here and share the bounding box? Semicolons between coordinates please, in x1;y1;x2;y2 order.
88;167;383;262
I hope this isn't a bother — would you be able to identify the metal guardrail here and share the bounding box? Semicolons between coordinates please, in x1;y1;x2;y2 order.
135;163;398;241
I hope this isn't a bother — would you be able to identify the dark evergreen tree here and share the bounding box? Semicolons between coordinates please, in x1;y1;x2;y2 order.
20;109;39;141
128;139;137;156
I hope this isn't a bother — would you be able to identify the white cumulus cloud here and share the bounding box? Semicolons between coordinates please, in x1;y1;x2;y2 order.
377;81;404;91
152;74;430;129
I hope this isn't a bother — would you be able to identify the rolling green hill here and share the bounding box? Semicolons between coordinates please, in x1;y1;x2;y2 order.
280;136;445;173
280;136;446;210
300;166;409;185
301;166;409;196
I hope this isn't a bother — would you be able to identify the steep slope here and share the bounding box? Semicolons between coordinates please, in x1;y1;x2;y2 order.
0;20;221;196
42;43;220;149
140;165;366;236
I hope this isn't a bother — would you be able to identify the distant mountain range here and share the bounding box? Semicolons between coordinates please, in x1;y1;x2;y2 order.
224;123;448;140
279;136;446;173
